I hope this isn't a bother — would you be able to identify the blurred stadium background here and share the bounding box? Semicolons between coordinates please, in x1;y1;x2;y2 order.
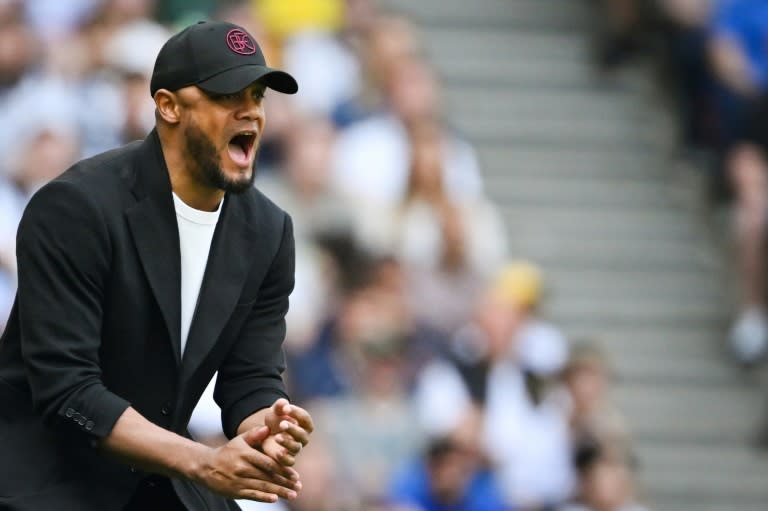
2;0;768;510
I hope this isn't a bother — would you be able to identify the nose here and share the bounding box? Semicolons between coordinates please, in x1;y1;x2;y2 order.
235;94;265;123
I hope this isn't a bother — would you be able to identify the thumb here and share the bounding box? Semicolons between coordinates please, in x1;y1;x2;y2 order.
265;398;290;431
242;425;270;448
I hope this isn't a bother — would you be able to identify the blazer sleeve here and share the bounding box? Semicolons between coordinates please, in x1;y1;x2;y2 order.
214;213;294;439
16;180;130;442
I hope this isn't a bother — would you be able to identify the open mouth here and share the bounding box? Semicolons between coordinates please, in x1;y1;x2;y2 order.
227;130;257;168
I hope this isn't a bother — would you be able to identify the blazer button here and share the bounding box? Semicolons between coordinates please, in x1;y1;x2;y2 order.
85;420;95;431
161;403;172;416
65;408;75;418
78;416;87;426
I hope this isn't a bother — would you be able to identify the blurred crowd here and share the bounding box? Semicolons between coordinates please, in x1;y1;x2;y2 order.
591;0;768;367
0;1;651;511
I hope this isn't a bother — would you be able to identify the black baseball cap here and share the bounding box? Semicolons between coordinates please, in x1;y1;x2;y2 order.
150;21;298;97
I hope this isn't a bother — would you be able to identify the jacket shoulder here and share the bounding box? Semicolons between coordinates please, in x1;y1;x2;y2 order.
53;140;142;195
245;185;291;237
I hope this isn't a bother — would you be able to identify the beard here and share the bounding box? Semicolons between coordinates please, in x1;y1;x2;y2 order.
183;119;255;194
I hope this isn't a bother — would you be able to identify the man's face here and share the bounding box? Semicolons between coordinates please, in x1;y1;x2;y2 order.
175;82;266;193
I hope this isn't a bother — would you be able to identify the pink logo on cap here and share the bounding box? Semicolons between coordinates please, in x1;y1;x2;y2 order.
226;29;256;55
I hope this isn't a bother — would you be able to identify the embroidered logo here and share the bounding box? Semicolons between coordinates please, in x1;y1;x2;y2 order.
226;29;256;55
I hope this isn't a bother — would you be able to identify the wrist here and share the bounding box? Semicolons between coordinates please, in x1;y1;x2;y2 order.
237;408;270;436
179;441;213;483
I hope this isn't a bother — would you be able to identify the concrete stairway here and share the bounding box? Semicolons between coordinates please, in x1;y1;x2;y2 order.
381;0;768;509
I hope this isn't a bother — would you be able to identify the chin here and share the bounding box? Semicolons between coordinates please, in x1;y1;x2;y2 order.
220;165;255;193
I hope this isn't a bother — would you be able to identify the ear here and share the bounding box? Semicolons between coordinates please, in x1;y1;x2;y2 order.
154;89;181;125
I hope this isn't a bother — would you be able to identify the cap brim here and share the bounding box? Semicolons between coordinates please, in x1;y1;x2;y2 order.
196;65;298;95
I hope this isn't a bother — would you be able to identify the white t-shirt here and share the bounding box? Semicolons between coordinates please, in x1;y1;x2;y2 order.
172;192;222;355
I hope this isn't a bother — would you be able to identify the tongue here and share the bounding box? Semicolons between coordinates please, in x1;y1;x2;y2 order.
227;141;249;167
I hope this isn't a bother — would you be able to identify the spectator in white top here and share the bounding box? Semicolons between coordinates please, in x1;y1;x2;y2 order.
414;284;575;510
493;261;569;376
332;56;483;207
356;119;506;333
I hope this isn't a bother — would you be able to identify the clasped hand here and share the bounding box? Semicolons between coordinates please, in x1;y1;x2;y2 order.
195;399;314;503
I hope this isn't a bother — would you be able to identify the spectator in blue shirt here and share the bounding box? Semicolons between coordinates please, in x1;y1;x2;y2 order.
709;0;768;363
388;436;509;511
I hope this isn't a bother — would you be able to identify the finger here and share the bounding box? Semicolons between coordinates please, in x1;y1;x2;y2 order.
277;452;296;467
276;434;303;455
241;425;270;448
273;398;290;416
243;446;300;480
239;477;299;501
284;405;315;434
265;399;290;431
236;447;301;490
279;421;310;446
236;490;280;504
257;467;301;490
236;466;302;491
283;466;300;481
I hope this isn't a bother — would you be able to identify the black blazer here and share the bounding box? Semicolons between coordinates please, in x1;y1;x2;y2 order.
0;130;294;510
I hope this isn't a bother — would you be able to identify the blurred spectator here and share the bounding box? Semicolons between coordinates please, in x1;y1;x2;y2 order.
281;0;375;118
388;436;507;511
563;342;632;465
0;5;77;174
287;435;360;511
287;256;439;403
257;115;350;349
331;13;420;127
656;0;718;150
255;0;344;42
24;0;100;41
494;261;569;376
308;327;422;499
354;119;507;333
705;0;768;363
75;13;169;156
415;281;576;510
0;121;80;327
286;252;442;503
591;0;646;70
561;443;650;511
259;116;352;241
103;19;171;141
331;56;483;207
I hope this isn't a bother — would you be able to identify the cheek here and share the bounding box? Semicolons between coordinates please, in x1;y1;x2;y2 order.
257;113;266;139
192;111;231;146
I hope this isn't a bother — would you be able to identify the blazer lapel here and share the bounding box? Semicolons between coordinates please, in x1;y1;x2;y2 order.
125;130;183;366
180;195;260;382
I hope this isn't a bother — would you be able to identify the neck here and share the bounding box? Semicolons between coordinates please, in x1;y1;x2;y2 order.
158;128;224;212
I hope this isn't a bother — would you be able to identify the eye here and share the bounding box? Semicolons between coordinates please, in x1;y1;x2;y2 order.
252;89;266;101
207;92;239;102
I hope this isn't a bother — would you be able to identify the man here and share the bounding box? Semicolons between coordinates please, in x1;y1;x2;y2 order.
0;21;313;510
